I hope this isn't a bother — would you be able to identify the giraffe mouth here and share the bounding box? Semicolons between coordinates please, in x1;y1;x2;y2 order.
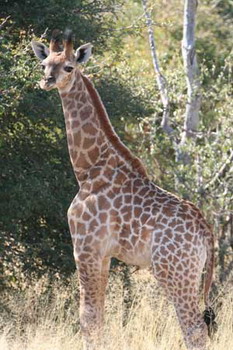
40;79;56;91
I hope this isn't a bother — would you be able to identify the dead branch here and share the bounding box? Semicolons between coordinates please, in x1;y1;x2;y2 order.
0;16;11;31
181;0;201;144
142;0;173;135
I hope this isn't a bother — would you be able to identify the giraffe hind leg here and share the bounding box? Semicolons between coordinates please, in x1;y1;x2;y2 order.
165;286;208;350
153;262;208;350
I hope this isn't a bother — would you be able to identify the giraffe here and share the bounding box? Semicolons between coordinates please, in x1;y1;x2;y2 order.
31;31;217;350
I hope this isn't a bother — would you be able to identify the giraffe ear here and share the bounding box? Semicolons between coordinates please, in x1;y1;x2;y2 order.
31;41;49;61
75;43;92;64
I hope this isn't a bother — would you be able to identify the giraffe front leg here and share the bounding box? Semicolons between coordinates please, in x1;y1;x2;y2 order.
78;259;109;350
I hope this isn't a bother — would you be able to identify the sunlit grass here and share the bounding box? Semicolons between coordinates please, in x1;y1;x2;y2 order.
0;272;232;350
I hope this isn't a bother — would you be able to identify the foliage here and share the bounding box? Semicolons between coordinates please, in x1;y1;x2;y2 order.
113;0;233;283
1;0;121;47
0;31;75;288
0;1;154;289
0;0;232;290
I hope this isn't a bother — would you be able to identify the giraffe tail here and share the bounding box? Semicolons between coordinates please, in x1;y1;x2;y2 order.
203;233;218;337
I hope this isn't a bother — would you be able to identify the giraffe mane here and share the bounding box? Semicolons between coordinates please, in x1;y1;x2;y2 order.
81;73;147;178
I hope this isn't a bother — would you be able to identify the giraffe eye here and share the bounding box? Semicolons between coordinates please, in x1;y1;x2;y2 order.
64;66;74;73
41;64;46;70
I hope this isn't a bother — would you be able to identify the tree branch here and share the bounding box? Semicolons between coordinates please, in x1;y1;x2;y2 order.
181;0;201;144
204;149;233;191
142;0;173;135
0;16;11;31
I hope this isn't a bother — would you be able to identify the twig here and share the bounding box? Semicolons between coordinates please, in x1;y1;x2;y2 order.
40;27;49;40
204;149;233;191
109;21;171;32
0;16;11;31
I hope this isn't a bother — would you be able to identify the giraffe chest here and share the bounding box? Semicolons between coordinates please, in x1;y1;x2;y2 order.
68;186;154;267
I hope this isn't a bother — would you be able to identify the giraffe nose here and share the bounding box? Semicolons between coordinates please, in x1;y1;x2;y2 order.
45;76;55;84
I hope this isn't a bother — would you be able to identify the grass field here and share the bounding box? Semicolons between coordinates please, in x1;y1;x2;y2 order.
0;271;232;350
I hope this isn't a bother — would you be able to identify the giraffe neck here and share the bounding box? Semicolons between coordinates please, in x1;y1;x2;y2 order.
59;70;104;182
59;70;147;184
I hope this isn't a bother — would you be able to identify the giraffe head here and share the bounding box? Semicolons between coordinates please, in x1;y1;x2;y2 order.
31;30;92;91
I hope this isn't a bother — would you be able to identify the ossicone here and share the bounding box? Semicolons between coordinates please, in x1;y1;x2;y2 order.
63;29;73;57
49;29;62;52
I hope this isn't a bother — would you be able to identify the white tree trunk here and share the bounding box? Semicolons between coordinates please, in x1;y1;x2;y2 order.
181;0;201;144
142;0;173;134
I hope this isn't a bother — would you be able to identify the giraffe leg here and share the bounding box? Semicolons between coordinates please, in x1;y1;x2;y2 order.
99;257;111;326
77;258;110;350
153;263;208;350
172;294;208;350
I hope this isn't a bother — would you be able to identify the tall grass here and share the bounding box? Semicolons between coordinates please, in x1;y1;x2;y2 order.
0;271;232;350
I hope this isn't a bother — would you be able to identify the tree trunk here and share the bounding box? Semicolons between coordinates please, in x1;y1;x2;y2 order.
181;0;201;144
142;0;173;135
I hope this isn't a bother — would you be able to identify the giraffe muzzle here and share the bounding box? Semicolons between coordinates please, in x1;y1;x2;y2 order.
45;76;56;84
40;76;56;90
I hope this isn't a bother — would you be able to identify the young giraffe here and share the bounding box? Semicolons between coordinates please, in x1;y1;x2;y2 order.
31;31;216;350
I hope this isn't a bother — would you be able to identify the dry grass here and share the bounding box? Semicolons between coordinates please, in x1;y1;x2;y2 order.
0;271;232;350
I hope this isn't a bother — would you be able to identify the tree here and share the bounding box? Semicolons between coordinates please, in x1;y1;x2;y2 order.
181;0;201;144
0;0;152;288
0;0;232;290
